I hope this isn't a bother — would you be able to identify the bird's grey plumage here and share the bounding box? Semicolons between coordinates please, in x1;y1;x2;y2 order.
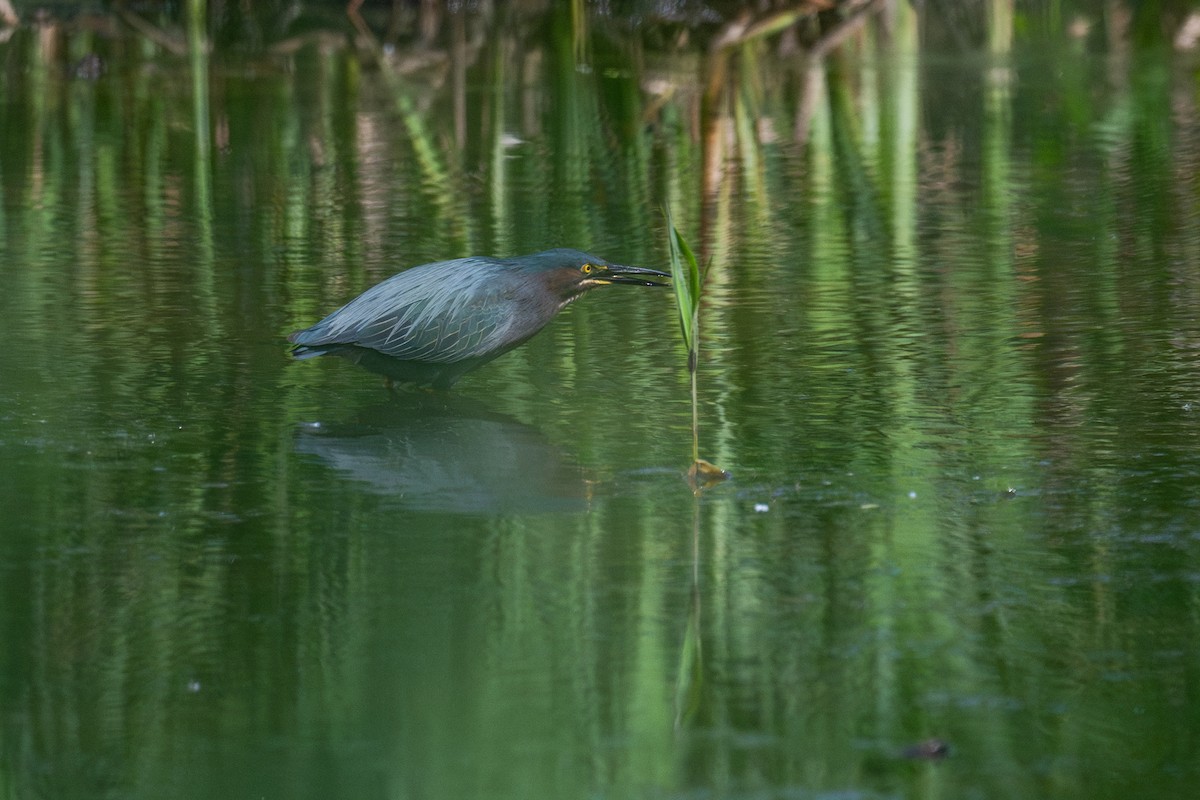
295;257;555;362
288;249;667;389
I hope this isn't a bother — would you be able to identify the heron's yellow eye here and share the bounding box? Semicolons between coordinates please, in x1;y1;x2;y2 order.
581;264;594;274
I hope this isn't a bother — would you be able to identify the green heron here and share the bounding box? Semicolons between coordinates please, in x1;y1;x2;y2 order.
288;248;669;389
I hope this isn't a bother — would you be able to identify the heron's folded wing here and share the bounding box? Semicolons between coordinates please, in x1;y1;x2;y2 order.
299;267;518;363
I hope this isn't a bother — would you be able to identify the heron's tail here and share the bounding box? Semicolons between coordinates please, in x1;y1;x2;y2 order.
288;327;334;360
290;345;328;360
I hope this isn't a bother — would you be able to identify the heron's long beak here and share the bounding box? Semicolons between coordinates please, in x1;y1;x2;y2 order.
599;264;671;287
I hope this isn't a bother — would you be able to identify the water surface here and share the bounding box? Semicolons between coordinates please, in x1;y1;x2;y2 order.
1;4;1199;799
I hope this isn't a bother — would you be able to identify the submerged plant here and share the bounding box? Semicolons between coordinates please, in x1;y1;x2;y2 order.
664;208;727;489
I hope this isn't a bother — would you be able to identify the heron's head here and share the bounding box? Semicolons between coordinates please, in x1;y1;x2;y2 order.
515;248;670;300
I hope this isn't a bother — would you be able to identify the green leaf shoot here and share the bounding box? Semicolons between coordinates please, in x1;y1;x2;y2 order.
665;206;701;364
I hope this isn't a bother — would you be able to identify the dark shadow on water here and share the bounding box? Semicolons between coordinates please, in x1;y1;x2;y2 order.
294;391;590;514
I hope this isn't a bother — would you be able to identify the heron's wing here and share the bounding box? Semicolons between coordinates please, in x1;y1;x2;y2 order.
352;293;521;363
293;262;525;364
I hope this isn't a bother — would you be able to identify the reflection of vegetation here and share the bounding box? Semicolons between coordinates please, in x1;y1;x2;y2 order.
2;2;1200;798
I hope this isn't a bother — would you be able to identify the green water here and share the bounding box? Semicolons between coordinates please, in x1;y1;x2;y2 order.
2;4;1199;799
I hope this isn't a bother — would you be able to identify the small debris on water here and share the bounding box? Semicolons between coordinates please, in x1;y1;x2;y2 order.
754;503;769;513
907;491;917;499
900;738;950;761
